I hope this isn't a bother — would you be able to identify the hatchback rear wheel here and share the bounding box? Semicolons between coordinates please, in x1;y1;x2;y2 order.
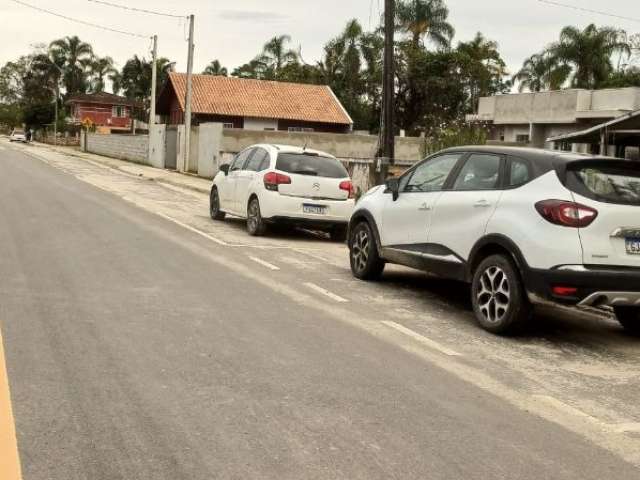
247;198;267;236
471;254;531;335
349;222;384;280
614;307;640;335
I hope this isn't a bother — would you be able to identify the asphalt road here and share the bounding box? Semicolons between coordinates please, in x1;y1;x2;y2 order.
1;144;638;479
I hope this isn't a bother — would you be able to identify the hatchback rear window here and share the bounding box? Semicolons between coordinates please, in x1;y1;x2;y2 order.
276;153;348;179
565;161;640;206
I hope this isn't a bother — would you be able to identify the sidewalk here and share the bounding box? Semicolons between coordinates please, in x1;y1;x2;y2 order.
30;142;211;195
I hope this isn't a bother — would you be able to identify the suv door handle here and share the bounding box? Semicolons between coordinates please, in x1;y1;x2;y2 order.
418;202;431;211
474;200;491;208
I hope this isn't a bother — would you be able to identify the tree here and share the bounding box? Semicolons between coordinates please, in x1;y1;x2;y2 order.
456;33;511;111
259;35;299;79
120;55;173;115
395;0;455;49
90;56;117;93
513;51;571;92
202;60;228;76
550;24;631;89
109;70;123;95
48;35;93;96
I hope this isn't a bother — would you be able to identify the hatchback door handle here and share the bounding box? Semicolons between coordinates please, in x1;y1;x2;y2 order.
418;202;431;211
474;200;491;208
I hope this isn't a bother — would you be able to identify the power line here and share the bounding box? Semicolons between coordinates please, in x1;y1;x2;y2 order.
8;0;150;38
536;0;640;24
85;0;185;19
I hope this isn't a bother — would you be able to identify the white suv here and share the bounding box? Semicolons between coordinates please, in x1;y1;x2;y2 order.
348;146;640;335
210;144;355;240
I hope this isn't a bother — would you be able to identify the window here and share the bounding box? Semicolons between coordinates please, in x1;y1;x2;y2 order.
565;162;640;206
288;127;314;133
516;134;530;143
401;153;462;193
112;106;127;118
276;153;348;178
453;154;501;191
223;123;234;129
230;149;253;172
245;148;270;172
508;158;531;187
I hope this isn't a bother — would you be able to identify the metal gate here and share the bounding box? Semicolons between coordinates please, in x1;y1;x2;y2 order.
165;126;178;170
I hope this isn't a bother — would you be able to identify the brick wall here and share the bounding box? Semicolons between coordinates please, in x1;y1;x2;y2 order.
85;133;149;164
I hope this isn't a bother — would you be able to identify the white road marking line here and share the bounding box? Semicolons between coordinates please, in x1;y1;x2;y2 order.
303;282;349;303
381;321;461;357
154;212;230;246
248;256;280;271
532;395;605;426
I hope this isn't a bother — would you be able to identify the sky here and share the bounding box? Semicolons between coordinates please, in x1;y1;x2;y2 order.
0;0;638;79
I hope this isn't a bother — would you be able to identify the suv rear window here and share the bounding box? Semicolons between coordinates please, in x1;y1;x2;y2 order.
276;153;348;178
565;161;640;206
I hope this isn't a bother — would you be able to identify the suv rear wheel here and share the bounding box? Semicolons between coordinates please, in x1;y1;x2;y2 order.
471;254;532;335
349;221;384;280
613;307;640;335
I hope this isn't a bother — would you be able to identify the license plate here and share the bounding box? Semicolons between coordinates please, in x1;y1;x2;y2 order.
625;237;640;255
303;204;326;215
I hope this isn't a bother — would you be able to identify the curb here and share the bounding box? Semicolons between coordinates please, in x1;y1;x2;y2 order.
34;143;210;195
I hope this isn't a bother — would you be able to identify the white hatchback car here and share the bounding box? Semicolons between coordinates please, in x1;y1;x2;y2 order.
9;129;26;142
210;144;356;240
348;146;640;335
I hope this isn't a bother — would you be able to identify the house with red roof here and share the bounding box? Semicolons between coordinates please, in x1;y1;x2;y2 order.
156;73;353;134
67;92;140;133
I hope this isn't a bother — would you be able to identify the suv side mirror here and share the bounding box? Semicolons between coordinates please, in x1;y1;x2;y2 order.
386;177;400;201
219;164;230;176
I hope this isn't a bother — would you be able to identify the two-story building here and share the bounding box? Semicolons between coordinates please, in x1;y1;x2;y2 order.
67;92;139;134
156;73;353;133
467;87;640;156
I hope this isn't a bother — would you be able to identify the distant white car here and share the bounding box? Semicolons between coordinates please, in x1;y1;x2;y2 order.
210;144;355;240
9;129;26;142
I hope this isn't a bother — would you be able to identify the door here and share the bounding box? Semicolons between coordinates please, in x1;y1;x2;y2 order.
428;153;504;261
234;147;270;215
220;149;253;214
165;127;177;170
563;161;640;267
379;152;464;247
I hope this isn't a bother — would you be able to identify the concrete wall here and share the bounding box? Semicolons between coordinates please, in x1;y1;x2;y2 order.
83;132;149;164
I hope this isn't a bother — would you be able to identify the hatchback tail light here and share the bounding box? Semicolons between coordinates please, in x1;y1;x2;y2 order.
264;172;291;191
339;180;355;199
535;200;598;228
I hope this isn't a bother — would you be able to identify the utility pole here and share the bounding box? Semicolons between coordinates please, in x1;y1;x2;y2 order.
374;0;395;185
149;35;158;127
183;14;195;172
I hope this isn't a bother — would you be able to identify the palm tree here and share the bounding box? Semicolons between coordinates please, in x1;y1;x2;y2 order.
90;56;117;93
513;51;571;92
551;24;630;89
260;35;298;79
48;36;93;96
202;60;228;76
108;70;123;95
396;0;455;49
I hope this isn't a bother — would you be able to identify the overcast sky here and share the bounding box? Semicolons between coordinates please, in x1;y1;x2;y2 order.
0;0;638;78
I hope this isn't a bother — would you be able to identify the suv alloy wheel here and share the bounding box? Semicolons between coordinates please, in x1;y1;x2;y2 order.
471;254;532;334
349;222;385;280
210;188;226;221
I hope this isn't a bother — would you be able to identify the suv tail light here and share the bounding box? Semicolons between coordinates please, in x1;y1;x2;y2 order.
535;200;598;228
339;180;355;199
264;172;291;191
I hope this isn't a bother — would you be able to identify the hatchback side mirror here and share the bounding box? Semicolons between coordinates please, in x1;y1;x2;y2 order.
386;177;400;201
219;164;230;176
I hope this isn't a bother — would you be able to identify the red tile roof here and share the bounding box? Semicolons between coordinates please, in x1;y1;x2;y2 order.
66;92;140;107
166;73;353;126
